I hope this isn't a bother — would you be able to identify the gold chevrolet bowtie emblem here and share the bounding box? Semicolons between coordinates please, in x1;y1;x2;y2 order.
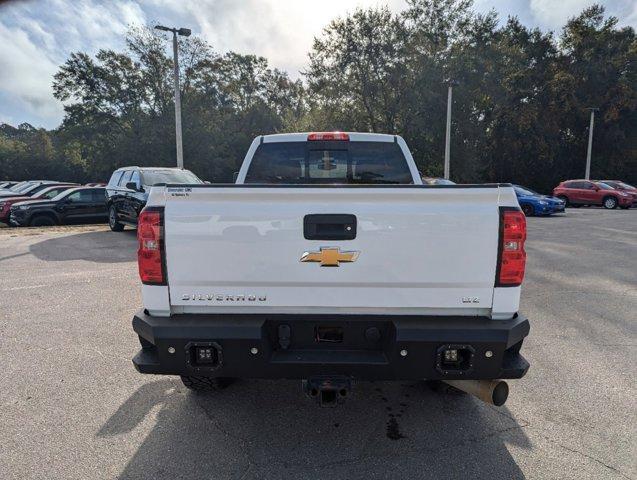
300;247;360;267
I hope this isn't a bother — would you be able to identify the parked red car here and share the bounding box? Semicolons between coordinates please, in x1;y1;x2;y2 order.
597;180;637;205
0;184;77;223
552;180;632;209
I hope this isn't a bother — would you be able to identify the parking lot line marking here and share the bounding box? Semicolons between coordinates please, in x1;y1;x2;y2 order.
1;284;46;291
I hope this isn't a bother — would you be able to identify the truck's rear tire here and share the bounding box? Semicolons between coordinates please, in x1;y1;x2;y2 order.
180;375;233;392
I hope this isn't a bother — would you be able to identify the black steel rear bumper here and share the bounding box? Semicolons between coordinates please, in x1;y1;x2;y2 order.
132;310;529;381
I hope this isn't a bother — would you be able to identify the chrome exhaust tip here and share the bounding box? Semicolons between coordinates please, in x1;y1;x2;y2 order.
442;379;509;406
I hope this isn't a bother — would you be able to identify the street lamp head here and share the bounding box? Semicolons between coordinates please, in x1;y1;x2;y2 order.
155;25;191;36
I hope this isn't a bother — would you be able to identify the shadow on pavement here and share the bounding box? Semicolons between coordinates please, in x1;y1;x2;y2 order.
100;378;530;479
29;230;137;263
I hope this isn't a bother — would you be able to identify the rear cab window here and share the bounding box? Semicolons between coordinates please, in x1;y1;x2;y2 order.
244;141;414;184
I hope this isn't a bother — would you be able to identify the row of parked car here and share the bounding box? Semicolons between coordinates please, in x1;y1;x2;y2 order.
1;173;634;227
0;166;202;228
424;178;636;216
0;181;108;226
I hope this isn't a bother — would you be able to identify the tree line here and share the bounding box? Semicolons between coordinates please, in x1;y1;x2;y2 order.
0;0;635;193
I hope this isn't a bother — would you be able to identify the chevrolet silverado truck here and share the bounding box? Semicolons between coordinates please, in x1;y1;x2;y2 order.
132;132;530;407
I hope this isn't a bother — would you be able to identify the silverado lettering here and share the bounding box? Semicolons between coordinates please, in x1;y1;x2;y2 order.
181;294;267;302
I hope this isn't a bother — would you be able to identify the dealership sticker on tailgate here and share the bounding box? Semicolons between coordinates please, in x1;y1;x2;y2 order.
167;187;191;197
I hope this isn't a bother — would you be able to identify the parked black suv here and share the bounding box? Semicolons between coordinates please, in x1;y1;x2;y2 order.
9;187;108;227
106;167;203;231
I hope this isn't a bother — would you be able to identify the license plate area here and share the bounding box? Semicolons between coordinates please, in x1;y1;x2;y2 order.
315;326;343;343
266;319;393;352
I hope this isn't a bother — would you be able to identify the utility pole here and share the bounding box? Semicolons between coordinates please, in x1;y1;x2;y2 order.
443;79;458;180
155;25;192;169
585;107;599;180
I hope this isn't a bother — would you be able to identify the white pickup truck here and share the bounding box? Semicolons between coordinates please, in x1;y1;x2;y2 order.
132;132;529;406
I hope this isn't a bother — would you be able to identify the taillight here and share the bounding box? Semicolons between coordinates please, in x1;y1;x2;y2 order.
307;132;349;141
497;209;526;286
137;207;165;285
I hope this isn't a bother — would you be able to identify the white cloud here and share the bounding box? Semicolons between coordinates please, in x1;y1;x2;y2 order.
0;0;147;128
0;0;634;128
0;110;15;125
529;0;594;30
42;0;147;52
0;22;63;122
149;0;407;77
529;0;637;30
622;0;637;27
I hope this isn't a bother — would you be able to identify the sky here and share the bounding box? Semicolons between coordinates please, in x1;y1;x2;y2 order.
0;0;635;129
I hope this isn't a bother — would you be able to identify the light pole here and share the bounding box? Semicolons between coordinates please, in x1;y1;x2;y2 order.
443;79;458;180
584;107;599;180
155;25;191;169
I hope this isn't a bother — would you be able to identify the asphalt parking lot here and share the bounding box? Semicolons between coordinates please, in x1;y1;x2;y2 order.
0;209;635;479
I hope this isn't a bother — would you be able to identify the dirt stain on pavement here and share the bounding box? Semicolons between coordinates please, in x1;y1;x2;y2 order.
386;417;405;440
375;385;410;440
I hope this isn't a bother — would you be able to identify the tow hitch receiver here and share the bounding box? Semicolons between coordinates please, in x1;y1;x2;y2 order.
303;376;351;407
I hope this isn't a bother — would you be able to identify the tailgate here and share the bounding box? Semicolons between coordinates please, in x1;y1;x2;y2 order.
164;187;501;314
